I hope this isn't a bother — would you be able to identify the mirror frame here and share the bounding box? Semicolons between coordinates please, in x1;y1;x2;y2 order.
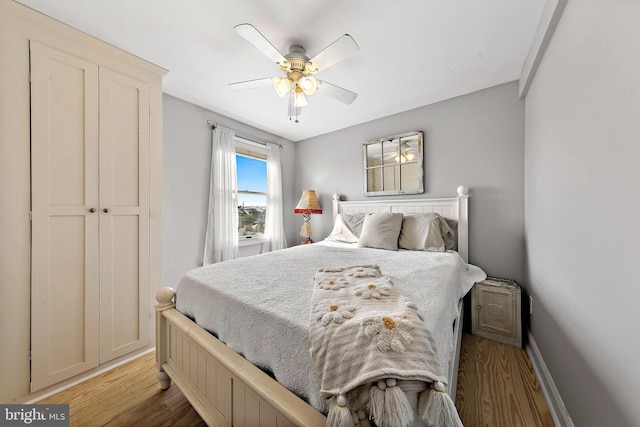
362;131;424;196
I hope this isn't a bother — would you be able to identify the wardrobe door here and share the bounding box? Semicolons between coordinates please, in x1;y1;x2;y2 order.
98;68;150;362
30;41;100;391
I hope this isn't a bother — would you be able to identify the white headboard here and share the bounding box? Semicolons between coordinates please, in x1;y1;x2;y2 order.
332;186;470;262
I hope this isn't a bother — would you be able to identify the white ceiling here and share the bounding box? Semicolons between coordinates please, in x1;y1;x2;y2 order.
16;0;546;142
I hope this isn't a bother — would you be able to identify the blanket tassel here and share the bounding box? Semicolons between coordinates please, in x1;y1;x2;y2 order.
356;408;372;427
418;381;463;427
370;378;414;427
327;394;353;427
369;380;387;423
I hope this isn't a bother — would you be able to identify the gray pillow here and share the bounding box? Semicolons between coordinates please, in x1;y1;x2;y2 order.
357;212;404;251
440;217;458;250
342;213;366;238
325;213;367;243
325;214;358;243
399;213;446;251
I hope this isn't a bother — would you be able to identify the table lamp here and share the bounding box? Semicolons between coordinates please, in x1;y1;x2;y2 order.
294;190;322;244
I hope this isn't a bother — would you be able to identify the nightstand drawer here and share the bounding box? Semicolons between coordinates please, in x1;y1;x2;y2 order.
471;278;522;348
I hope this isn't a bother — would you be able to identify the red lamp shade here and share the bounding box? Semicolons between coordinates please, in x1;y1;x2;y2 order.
294;190;322;214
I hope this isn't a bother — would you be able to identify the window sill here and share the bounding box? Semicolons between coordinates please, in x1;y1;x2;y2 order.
238;235;267;247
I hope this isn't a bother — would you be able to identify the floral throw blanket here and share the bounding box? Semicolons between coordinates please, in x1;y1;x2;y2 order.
309;265;463;427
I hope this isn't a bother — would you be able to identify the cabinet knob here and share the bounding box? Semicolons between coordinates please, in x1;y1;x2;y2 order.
88;208;96;213
103;208;109;213
476;305;482;310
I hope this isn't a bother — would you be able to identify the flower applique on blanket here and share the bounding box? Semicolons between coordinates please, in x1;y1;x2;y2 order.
309;265;463;427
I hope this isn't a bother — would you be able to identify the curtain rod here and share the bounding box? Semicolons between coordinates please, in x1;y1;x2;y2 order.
207;120;284;149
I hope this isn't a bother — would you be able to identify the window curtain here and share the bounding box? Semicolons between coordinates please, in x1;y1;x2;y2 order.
265;143;287;251
203;126;238;265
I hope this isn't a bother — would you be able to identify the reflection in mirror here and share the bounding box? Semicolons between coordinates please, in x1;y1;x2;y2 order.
363;131;423;196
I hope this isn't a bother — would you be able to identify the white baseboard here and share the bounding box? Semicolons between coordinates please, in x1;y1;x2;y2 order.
526;332;574;427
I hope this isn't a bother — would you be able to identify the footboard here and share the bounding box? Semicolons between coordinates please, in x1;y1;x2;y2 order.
448;298;464;402
155;288;326;427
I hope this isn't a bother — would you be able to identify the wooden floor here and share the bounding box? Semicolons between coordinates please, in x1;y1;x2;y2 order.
40;352;206;427
41;333;554;426
455;334;554;426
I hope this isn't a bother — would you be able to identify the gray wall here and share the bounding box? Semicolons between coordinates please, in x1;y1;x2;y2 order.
162;94;297;287
295;81;525;282
524;0;640;425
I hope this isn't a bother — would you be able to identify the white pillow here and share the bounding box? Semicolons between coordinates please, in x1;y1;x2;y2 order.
325;214;359;243
357;212;404;251
399;213;446;251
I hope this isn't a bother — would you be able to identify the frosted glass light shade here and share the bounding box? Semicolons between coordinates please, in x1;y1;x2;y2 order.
294;91;308;107
299;76;317;96
273;77;292;97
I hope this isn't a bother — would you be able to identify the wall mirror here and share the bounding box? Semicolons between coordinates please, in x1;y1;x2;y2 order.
363;131;424;196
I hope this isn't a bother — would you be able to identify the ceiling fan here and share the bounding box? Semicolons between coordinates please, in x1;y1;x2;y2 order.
229;24;359;123
368;138;419;163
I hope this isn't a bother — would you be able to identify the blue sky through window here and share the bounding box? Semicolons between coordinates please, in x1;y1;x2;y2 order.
236;154;267;207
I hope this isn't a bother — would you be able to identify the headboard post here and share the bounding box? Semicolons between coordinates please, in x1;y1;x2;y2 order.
456;186;469;263
332;193;341;220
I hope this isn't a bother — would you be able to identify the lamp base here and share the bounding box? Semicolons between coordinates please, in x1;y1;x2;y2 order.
301;237;314;245
299;213;314;244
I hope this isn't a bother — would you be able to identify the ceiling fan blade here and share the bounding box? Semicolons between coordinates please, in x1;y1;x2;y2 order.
308;34;359;72
229;77;274;91
234;24;288;68
316;80;358;104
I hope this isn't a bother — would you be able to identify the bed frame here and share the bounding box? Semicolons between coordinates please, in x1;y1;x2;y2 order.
155;186;470;426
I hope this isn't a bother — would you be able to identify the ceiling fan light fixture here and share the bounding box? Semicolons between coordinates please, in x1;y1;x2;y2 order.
273;77;292;97
294;90;308;107
304;62;319;74
299;76;317;96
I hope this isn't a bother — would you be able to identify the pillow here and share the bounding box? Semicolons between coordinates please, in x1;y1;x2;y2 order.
357;212;404;251
341;213;366;238
325;214;360;243
440;217;458;250
399;213;446;251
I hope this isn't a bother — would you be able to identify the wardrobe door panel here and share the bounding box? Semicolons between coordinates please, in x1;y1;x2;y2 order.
30;41;100;392
99;68;150;362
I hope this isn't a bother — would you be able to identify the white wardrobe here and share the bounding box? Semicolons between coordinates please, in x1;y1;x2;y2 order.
0;0;166;397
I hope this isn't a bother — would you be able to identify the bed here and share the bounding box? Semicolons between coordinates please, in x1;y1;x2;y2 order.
155;186;485;426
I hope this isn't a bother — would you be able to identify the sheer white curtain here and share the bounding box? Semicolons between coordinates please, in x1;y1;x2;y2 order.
265;143;287;251
203;126;238;265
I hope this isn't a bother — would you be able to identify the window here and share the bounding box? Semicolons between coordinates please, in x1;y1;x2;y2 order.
235;139;267;238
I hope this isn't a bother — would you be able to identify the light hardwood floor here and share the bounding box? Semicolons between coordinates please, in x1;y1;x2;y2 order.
41;333;554;426
40;352;206;427
455;334;554;426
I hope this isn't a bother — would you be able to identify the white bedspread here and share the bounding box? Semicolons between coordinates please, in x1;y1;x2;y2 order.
175;241;485;414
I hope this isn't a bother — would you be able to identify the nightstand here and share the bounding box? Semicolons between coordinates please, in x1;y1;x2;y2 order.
471;278;522;348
